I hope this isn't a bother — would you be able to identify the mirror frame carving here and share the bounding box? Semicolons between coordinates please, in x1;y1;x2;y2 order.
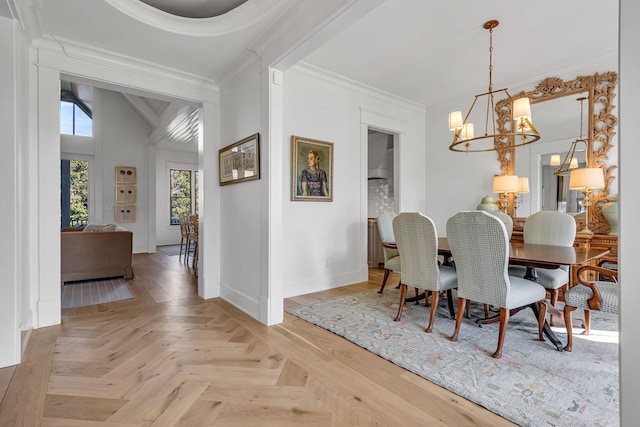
495;71;618;233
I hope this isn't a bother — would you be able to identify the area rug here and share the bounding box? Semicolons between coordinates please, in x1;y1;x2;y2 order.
286;288;619;427
61;277;134;309
157;244;182;256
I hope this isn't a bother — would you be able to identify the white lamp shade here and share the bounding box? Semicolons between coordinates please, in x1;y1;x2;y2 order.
449;111;463;130
569;167;605;190
517;177;530;194
550;154;561;166
460;123;474;140
513;97;532;120
569;157;579;169
493;175;519;193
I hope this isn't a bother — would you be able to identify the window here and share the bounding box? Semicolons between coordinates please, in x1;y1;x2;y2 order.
61;159;90;227
170;169;198;225
60;81;92;136
60;101;92;136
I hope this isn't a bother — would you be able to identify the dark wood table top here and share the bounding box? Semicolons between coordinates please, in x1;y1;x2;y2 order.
436;237;610;269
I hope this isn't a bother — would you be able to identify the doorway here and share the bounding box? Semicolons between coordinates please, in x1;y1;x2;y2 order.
367;129;397;268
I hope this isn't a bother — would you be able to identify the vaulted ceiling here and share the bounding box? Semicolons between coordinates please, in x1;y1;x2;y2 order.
2;0;619;153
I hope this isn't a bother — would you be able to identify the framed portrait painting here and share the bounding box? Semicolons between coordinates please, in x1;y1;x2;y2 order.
291;136;333;202
219;133;260;186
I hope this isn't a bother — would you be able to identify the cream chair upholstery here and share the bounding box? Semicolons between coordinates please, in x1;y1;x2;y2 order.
563;265;619;352
490;211;513;241
376;211;401;293
508;211;576;324
392;213;457;332
446;211;547;358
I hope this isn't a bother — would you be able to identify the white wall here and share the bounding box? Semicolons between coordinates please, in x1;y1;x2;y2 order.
98;89;152;253
619;1;640;424
0;16;20;367
155;150;198;246
281;65;426;298
218;59;264;318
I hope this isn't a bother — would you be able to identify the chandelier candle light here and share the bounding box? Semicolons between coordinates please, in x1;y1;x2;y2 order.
448;20;540;152
569;168;605;235
550;97;588;175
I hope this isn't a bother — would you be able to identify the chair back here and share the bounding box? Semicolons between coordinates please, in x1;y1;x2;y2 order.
523;211;576;247
392;213;440;289
446;211;510;306
377;211;397;244
490;211;513;241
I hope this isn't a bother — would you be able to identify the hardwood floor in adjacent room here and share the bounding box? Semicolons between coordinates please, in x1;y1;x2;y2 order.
0;248;514;426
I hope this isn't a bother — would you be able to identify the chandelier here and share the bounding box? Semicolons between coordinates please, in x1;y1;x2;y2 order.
550;97;588;175
448;20;540;152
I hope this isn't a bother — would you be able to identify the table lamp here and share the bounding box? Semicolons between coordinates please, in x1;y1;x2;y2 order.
493;175;518;213
569;168;604;234
514;177;529;217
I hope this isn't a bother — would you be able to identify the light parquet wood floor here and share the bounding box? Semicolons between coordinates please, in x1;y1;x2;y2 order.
0;248;515;426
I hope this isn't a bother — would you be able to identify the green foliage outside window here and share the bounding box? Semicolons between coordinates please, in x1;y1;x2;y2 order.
170;169;193;225
70;160;89;226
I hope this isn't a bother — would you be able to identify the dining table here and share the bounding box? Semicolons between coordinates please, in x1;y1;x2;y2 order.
394;237;611;351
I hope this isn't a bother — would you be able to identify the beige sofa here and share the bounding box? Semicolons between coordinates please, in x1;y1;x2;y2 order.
61;227;134;282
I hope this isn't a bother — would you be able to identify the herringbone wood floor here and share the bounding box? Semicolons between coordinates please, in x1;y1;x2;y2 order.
0;248;514;426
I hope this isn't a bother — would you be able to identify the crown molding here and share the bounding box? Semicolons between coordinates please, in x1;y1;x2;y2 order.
294;62;426;114
33;35;219;103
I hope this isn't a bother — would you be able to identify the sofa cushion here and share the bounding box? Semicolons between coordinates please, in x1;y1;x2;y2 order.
83;223;117;232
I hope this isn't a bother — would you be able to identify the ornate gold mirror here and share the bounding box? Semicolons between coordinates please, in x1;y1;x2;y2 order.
494;71;618;233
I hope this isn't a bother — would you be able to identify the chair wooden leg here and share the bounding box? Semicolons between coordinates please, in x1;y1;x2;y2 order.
426;291;439;333
378;269;390;293
583;310;591;335
493;308;510;358
394;284;407;321
563;305;578;351
178;236;185;261
537;301;547;341
483;304;489;318
548;289;559;326
451;298;466;341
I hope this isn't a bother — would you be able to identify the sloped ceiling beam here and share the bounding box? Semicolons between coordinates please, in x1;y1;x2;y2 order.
121;93;160;128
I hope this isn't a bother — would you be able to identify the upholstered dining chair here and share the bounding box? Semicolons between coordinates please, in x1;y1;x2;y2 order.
563;265;619;352
508;211;576;325
392;212;457;332
446;211;547;358
376;211;401;294
491;211;513;241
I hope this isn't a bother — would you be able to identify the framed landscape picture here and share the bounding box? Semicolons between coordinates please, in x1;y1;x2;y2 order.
219;133;260;186
291;135;333;202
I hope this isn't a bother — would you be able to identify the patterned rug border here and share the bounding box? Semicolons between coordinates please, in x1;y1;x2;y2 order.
286;288;619;427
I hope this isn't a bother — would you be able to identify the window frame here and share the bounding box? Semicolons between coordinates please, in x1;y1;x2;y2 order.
168;165;198;226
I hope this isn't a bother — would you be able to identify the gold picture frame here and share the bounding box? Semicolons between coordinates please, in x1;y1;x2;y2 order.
291;136;333;202
115;166;136;184
115;204;136;223
219;133;260;185
116;185;137;203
